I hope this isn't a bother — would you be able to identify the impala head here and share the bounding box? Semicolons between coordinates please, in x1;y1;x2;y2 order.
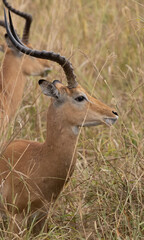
0;1;51;76
39;79;118;128
5;10;118;127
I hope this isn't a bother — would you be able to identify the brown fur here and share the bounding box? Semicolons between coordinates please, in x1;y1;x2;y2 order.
0;47;50;130
0;81;118;234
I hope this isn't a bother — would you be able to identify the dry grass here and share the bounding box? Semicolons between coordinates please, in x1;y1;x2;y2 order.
0;0;144;239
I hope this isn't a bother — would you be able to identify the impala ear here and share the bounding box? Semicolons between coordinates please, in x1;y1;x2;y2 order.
0;43;6;52
38;79;60;99
5;33;15;49
4;33;22;56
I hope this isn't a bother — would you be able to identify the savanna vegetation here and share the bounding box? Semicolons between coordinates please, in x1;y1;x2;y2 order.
0;0;144;239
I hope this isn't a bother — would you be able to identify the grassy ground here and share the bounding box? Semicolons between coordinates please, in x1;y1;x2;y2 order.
0;0;144;239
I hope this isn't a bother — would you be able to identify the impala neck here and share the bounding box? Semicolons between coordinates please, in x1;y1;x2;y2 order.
43;102;78;169
45;103;78;148
0;50;25;94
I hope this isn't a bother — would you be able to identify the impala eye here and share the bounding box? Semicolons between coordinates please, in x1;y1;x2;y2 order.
75;96;86;102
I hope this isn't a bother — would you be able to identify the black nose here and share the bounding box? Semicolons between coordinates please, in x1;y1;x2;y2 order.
112;111;118;116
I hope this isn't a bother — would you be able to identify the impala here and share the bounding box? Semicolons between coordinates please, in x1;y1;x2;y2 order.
0;11;118;235
0;0;51;130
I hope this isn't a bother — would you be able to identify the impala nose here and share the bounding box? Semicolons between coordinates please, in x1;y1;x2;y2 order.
104;110;118;126
112;111;118;116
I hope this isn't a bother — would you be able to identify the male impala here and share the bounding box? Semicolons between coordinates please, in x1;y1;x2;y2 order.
0;11;118;235
0;0;51;130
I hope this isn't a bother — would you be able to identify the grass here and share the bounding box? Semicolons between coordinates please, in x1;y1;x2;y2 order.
0;0;144;239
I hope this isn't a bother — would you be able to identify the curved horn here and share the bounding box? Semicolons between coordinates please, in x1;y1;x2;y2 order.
4;10;78;89
8;11;25;47
3;0;32;44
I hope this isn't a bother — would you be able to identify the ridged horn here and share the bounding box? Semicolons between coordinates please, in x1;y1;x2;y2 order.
3;0;32;44
4;10;78;89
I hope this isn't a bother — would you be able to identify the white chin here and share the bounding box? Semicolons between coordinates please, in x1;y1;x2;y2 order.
104;117;118;126
82;122;102;127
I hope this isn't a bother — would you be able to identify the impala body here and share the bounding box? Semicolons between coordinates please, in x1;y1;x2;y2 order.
0;0;50;129
0;46;50;128
0;10;118;234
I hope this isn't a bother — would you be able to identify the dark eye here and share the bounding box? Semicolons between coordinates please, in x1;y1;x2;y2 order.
75;96;86;102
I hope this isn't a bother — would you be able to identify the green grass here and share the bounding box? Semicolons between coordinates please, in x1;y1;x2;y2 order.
0;0;144;239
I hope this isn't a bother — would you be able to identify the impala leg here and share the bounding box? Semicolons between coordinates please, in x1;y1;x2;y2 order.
28;213;48;235
8;213;26;236
0;212;4;238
